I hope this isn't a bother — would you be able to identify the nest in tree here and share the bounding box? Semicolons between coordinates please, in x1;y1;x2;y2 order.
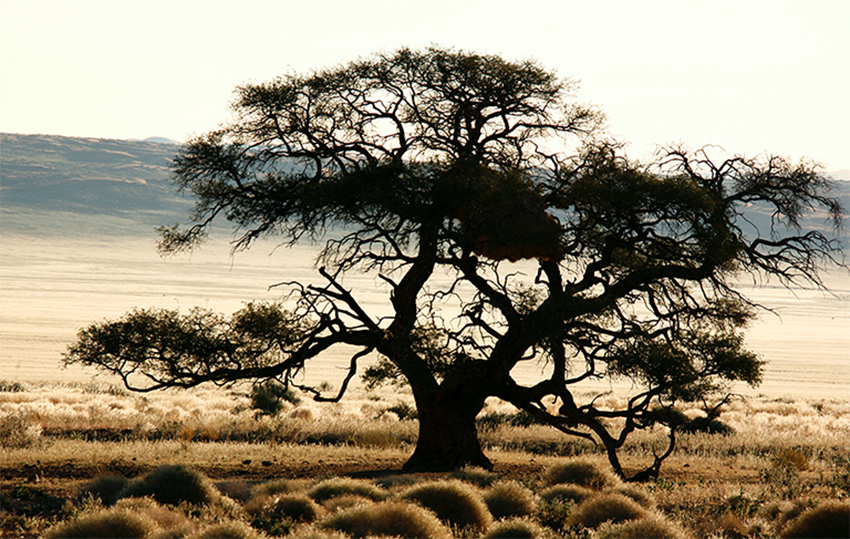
453;173;563;262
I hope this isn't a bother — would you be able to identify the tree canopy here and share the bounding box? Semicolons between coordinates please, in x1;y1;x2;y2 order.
66;46;845;478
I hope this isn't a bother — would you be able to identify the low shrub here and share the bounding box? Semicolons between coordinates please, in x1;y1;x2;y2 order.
779;500;850;539
250;380;300;417
595;513;691;539
483;517;547;539
307;478;389;503
117;465;221;506
317;500;452;539
483;481;537;519
78;475;130;506
43;507;158;538
544;459;619;490
569;493;648;529
399;479;493;531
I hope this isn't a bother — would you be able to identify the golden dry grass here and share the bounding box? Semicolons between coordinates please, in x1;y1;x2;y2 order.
2;382;849;538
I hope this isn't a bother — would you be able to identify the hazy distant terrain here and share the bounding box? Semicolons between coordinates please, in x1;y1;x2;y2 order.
0;133;191;236
2;132;848;239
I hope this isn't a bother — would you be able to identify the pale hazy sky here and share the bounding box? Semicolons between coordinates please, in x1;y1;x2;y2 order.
2;0;848;170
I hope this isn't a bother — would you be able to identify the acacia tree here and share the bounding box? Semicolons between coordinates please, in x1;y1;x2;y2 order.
66;47;844;478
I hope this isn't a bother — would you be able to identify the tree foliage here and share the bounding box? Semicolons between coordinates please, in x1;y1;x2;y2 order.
66;46;845;478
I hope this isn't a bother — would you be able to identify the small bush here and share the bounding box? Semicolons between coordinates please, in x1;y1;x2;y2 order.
483;481;537;519
399;479;493;531
308;478;389;503
44;507;158;538
250;380;300;417
317;500;452;539
483;517;548;539
78;475;131;506
539;484;595;504
544;459;619;490
779;500;850;539
118;465;221;506
385;401;417;420
596;513;690;539
195;520;262;539
569;493;648;529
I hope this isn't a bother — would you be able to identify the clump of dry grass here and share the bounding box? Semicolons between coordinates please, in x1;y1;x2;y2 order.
483;517;548;538
194;519;263;538
307;477;389;503
595;513;691;539
609;484;656;509
0;413;42;448
118;464;222;506
483;480;537;519
399;479;493;531
778;500;850;538
317;500;452;539
43;506;159;538
453;465;500;487
244;493;323;523
539;483;595;504
78;474;131;506
568;493;648;529
114;497;191;535
543;458;619;490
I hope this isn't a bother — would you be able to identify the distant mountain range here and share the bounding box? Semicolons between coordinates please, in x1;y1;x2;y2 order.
1;132;847;239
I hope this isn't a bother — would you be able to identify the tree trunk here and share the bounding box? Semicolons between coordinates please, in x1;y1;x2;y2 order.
403;366;492;471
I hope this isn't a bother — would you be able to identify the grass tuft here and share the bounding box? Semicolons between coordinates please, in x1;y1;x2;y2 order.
779;500;850;539
595;513;691;539
307;477;389;503
539;483;595;504
195;519;263;538
399;479;493;531
543;458;619;490
43;507;158;538
78;475;131;506
317;500;452;539
483;480;537;519
117;464;221;506
453;465;500;487
483;517;547;538
569;493;648;529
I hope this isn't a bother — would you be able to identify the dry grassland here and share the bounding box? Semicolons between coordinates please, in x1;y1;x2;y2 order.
1;381;848;538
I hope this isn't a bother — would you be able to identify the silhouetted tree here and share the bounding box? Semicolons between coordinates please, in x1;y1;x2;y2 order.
65;47;845;478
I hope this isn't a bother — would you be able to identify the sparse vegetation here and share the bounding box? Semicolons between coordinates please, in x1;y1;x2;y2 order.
2;383;849;538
